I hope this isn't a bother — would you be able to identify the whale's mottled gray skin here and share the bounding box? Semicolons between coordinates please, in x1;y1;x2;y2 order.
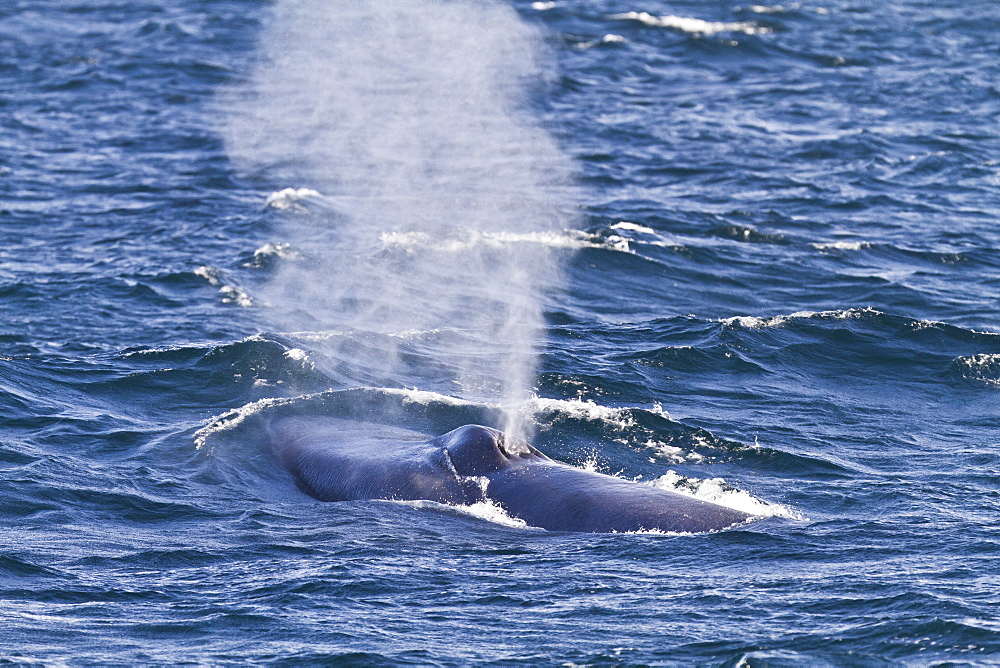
268;418;752;533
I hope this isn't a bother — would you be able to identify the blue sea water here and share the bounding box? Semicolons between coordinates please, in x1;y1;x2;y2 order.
2;0;999;664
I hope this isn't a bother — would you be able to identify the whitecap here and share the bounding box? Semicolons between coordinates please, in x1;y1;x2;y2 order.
396;498;531;529
575;34;628;50
611;221;657;235
388;328;442;340
390;387;480;408
281;329;350;343
644;439;705;464
194;395;300;449
263;187;322;211
219;285;253;307
379;228;631;253
453;500;530;529
195;266;254;307
527;396;637;430
250;242;300;262
720;307;880;329
650;470;801;519
811;240;871;251
193;265;221;286
610;11;770;36
746;3;799;14
954;353;1000;386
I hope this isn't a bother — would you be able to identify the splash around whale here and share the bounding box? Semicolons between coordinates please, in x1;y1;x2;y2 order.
267;418;755;533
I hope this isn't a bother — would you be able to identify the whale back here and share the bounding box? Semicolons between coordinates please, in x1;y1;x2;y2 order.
435;426;751;533
266;419;755;533
267;417;481;504
485;463;753;533
434;425;547;476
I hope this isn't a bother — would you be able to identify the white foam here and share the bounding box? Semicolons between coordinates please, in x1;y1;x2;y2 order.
649;402;670;419
219;285;253;308
645;439;705;463
280;327;440;343
575;34;628;49
611;221;657;235
579;455;603;473
720;307;879;329
606;223;713;252
194;396;299;449
253;242;300;260
122;344;190;357
194;265;221;286
457;500;530;528
379;228;630;253
196;266;254;307
531;1;555;9
378;230;462;253
195;387;652;446
651;470;801;519
599;234;632;253
746;3;800;14
617;527;697;536
811;240;871;251
955;353;1000;386
908;318;947;331
398;498;529;529
282;329;349;343
387;328;442;340
391;387;479;408
610;11;770;36
264;187;322;211
528;396;637;430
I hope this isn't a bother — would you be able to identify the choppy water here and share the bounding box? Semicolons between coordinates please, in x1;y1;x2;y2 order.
2;0;999;664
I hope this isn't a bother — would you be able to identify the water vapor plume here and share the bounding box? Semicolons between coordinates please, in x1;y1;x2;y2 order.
223;0;577;440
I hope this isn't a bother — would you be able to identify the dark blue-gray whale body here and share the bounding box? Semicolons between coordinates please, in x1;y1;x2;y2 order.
269;418;753;533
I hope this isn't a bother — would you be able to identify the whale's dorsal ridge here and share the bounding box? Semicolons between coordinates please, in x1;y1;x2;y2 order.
437;424;546;476
266;418;755;533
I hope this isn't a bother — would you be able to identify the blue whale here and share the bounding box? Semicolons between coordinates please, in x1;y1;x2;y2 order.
268;418;753;533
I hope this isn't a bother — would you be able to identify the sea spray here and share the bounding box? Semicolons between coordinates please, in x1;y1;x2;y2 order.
221;0;577;441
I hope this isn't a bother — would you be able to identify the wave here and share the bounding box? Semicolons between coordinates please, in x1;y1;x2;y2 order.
741;4;807;16
194;386;801;527
719;307;880;330
811;240;871;251
175;307;999;478
952;353;1000;387
378;228;629;254
609;11;771;36
263;187;322;211
650;470;800;519
572;34;628;51
193;266;254;307
241;243;301;270
717;308;1000;344
397;498;530;530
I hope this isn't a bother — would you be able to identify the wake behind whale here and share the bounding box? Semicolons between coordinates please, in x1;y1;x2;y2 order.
268;417;755;534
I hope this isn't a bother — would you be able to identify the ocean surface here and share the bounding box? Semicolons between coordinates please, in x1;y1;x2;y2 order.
2;0;999;664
